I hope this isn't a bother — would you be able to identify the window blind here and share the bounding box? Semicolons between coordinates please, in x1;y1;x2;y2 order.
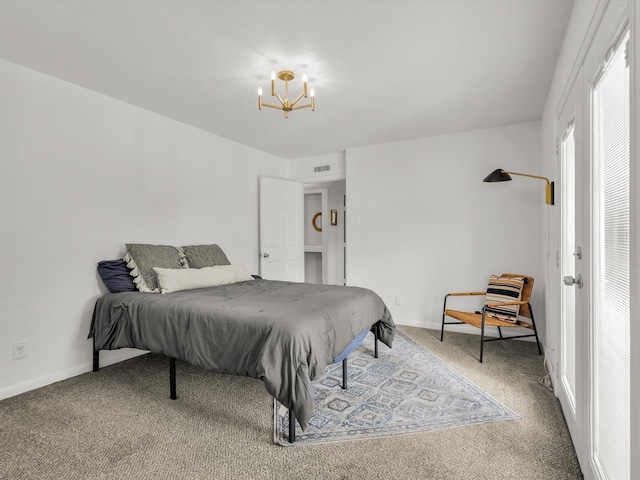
591;30;630;480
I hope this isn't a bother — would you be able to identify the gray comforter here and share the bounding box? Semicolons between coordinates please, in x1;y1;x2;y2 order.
89;279;395;429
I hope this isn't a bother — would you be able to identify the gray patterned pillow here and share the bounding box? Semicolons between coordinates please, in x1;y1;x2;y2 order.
124;243;184;293
179;244;230;269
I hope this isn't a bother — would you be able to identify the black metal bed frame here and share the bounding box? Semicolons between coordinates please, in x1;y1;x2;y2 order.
92;335;379;443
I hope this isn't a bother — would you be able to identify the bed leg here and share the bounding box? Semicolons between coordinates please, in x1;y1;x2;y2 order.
342;357;348;389
288;409;296;443
169;358;177;400
92;337;100;372
93;349;100;372
374;335;379;358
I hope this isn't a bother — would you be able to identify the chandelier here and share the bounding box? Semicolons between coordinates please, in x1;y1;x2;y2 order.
258;71;315;118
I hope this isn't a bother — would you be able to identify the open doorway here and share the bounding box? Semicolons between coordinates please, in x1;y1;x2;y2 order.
303;180;346;285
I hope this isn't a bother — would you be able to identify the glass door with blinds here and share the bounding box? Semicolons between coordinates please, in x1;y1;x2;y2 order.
588;27;631;480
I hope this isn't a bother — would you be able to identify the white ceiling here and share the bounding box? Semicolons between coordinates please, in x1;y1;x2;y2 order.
0;0;574;160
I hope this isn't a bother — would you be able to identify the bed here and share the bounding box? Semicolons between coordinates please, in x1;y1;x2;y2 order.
89;275;395;442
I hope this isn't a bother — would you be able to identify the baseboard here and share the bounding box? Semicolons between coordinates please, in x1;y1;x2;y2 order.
394;317;438;330
0;348;148;401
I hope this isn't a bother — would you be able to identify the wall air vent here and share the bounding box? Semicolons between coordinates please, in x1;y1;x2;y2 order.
314;165;331;173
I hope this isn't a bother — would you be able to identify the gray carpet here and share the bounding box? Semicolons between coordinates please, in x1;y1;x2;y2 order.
0;327;583;479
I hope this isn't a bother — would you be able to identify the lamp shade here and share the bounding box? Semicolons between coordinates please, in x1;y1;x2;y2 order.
483;169;512;182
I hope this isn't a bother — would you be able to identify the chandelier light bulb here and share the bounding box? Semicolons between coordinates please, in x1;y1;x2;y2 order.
271;72;276;80
258;87;262;95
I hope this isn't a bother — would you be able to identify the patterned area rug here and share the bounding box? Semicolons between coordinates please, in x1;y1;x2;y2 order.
274;330;518;446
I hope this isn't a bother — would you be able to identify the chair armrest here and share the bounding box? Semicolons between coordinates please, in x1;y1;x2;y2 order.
443;291;486;312
447;291;486;297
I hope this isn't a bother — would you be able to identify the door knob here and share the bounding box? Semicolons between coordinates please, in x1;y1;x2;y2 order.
563;274;582;288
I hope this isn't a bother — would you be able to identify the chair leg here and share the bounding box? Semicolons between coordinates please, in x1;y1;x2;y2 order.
480;310;486;363
528;303;543;355
441;294;450;341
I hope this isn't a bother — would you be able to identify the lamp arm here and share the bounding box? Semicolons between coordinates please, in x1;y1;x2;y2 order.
505;171;555;205
504;171;550;185
290;91;306;107
273;90;285;107
260;102;284;110
290;103;312;111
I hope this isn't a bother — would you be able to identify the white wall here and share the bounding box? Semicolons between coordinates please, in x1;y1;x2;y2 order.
0;58;288;399
346;121;546;338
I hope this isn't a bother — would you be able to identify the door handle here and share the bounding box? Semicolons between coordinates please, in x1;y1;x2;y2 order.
262;253;270;258
563;274;582;288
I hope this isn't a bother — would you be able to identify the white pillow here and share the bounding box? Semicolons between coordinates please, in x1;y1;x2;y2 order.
153;264;253;294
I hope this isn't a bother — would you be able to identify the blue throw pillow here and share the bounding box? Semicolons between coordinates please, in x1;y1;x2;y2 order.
97;260;137;293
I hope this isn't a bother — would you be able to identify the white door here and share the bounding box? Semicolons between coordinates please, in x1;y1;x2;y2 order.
557;69;589;473
259;176;304;282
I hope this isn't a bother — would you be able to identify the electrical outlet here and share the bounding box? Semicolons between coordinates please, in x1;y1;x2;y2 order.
395;295;403;305
13;340;28;360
